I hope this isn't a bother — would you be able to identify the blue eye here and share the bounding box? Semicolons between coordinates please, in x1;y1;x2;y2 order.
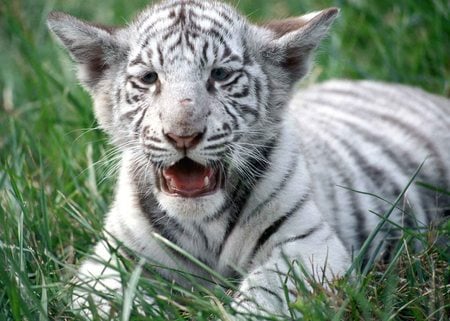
141;72;158;84
211;68;232;81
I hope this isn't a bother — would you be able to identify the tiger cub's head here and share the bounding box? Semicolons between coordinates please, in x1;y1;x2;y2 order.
48;0;337;219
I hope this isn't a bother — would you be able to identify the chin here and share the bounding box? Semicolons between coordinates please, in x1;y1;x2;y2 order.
157;191;226;220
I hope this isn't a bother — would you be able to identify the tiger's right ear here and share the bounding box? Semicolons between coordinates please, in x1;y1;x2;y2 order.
47;12;128;90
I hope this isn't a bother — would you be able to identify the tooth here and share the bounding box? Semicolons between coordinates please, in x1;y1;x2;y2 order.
204;176;210;186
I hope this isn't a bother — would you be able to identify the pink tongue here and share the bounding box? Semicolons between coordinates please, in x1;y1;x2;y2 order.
163;159;212;192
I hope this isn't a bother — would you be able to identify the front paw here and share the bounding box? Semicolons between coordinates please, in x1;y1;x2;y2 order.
71;287;155;319
227;291;286;321
71;290;117;320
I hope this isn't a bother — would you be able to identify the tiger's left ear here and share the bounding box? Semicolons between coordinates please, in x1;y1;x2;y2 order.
47;11;128;91
260;8;339;83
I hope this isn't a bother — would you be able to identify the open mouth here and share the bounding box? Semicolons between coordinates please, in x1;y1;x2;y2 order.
160;158;221;198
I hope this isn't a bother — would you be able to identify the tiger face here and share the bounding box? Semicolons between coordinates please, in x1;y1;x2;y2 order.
112;2;273;219
48;0;337;220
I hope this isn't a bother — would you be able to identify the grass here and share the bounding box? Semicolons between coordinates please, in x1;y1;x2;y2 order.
0;0;449;320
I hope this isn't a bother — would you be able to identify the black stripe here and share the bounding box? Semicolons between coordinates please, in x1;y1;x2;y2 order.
139;15;173;37
237;103;258;120
247;286;283;304
230;86;249;99
204;143;226;151
254;77;262;112
161;28;178;42
120;108;140;122
189;22;226;45
221;100;239;130
138;196;181;246
217;135;279;252
155;0;206;12
188;11;230;35
133;108;148;137
184;32;196;53
274;224;324;248
145;48;153;62
125;92;132;104
380;114;445;178
193;223;209;250
157;44;164;67
221;43;231;59
144;143;168;152
252;195;310;258
202;40;209;64
224;54;241;63
175;4;186;26
222;72;244;87
233;297;256;310
243;151;299;224
332;133;416;229
142;132;162;143
200;153;227;159
167;34;183;54
115;86;122;105
380;230;401;263
204;178;242;223
129;80;148;91
129;55;144;66
213;3;235;23
206;78;216;94
147;154;171;164
207;132;229;142
140;16;185;43
316;135;368;249
134;175;210;265
212;43;219;64
220;184;254;245
188;30;199;39
242;44;253;66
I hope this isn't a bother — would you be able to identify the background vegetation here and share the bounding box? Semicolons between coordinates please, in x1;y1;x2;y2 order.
0;0;449;320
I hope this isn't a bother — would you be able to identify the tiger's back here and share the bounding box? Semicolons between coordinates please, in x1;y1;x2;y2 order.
295;80;450;255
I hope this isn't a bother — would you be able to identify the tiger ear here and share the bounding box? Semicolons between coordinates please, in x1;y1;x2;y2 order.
47;12;128;90
261;8;339;83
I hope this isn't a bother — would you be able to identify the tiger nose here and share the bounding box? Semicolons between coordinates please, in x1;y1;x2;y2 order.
165;132;203;150
179;98;193;107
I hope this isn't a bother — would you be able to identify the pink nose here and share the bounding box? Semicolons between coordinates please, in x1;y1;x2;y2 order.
165;132;203;150
179;98;193;107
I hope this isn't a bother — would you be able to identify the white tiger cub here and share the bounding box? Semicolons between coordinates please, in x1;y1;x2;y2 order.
47;0;450;319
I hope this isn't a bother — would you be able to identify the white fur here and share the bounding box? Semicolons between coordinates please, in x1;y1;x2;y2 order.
47;1;450;319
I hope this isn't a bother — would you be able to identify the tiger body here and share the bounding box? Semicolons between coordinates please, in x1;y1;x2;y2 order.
47;0;450;318
295;80;450;254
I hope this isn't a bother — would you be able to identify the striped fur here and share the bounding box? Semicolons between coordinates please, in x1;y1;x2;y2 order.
47;0;450;319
